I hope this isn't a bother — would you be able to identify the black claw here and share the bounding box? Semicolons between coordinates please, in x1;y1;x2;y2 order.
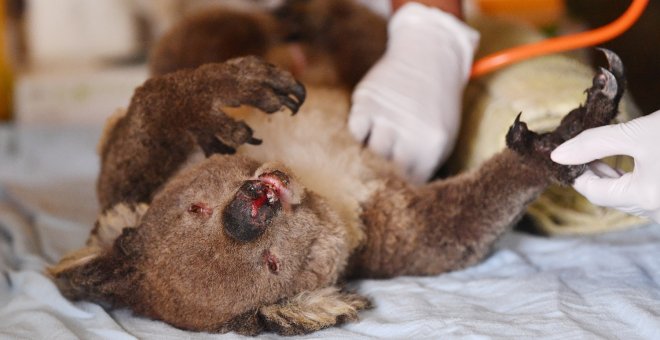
248;137;262;145
202;138;236;156
280;95;301;115
597;67;617;100
595;48;625;101
596;48;624;80
510;112;527;133
514;112;522;125
269;79;305;115
292;81;306;104
506;112;533;152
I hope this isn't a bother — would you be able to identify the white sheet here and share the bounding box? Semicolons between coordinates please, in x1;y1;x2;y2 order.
1;125;659;339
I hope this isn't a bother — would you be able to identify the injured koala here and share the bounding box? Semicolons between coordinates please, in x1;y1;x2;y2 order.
48;2;627;336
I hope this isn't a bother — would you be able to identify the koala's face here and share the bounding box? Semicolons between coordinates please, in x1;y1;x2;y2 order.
122;155;351;330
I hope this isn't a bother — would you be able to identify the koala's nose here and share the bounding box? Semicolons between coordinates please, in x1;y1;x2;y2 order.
222;180;280;242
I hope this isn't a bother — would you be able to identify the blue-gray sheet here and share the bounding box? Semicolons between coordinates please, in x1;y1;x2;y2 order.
1;126;658;339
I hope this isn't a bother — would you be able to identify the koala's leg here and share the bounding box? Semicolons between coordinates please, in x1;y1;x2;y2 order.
150;9;278;76
352;50;624;278
275;0;387;88
97;56;305;211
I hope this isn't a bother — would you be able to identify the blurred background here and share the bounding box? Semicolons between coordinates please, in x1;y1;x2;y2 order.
0;0;658;126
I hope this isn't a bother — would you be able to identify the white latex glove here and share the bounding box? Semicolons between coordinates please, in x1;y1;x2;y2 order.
349;3;479;184
551;110;660;223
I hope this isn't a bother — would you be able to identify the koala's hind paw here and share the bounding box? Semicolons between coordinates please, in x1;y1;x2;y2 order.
506;49;624;184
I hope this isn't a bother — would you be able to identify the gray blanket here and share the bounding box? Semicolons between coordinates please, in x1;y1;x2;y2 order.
1;126;658;339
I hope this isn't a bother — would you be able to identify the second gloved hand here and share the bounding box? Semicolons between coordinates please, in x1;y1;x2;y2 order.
551;110;660;223
348;3;478;184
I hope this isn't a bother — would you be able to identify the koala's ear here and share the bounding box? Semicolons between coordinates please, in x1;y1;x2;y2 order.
47;245;103;280
256;287;372;336
47;244;106;300
47;226;141;305
48;202;147;304
88;202;149;250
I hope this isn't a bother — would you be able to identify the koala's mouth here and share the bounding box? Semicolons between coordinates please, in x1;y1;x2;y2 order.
254;170;293;214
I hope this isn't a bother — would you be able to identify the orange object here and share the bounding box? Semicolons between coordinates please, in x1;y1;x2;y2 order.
470;0;649;78
478;0;565;27
0;1;13;121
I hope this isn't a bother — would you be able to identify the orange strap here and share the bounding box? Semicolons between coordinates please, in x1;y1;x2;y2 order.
470;0;649;78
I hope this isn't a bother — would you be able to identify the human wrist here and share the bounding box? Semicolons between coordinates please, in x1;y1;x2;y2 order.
391;0;463;19
388;2;477;44
387;2;479;80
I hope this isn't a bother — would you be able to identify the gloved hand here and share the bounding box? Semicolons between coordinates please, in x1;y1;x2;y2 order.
551;110;660;223
348;3;479;184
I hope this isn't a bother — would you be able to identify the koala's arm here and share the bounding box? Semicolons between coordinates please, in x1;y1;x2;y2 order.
97;57;305;211
351;50;624;278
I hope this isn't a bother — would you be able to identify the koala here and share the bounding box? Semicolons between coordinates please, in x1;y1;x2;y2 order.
148;0;387;89
48;1;626;336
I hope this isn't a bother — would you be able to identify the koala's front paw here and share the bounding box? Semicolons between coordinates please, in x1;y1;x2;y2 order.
205;56;306;114
190;56;306;156
506;49;624;185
